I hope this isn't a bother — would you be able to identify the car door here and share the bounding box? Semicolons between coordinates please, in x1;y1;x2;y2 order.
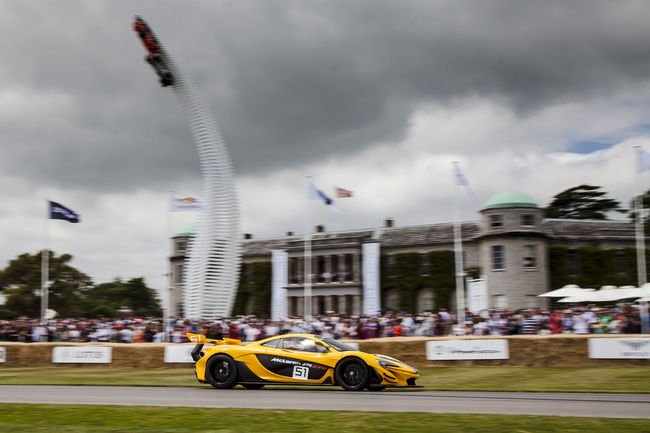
255;336;335;383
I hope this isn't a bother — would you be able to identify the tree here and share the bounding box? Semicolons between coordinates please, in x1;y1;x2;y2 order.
543;184;626;220
0;251;93;318
85;277;161;318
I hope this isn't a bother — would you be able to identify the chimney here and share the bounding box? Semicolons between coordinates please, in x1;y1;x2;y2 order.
243;233;253;240
315;224;325;233
384;218;394;228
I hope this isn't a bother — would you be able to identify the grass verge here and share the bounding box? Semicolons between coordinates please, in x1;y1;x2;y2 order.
1;404;648;433
0;366;648;393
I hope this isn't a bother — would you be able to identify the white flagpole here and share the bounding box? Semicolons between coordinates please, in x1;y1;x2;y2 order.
41;199;49;325
634;147;648;333
304;175;312;324
452;162;466;334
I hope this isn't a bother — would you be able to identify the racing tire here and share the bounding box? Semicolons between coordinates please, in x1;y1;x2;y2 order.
205;354;238;389
335;357;370;391
242;384;265;390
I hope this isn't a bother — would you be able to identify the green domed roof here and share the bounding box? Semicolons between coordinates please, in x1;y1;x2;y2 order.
484;191;538;209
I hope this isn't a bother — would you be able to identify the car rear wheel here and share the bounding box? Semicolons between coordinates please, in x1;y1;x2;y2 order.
206;354;238;389
242;384;265;390
335;357;369;391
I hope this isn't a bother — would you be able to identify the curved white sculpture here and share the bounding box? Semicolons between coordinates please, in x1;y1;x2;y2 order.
135;17;241;319
172;77;241;320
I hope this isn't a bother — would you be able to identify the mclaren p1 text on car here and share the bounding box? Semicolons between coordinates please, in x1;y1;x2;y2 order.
186;333;419;391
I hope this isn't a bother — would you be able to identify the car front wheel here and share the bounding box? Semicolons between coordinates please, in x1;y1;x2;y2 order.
206;354;238;389
335;357;369;391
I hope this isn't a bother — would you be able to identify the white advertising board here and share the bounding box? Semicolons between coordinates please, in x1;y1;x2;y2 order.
164;344;196;363
362;242;381;315
0;347;5;363
271;250;289;320
466;279;487;313
52;346;112;363
426;339;509;360
588;338;650;359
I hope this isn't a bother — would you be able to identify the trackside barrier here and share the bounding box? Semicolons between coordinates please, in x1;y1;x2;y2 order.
0;335;648;368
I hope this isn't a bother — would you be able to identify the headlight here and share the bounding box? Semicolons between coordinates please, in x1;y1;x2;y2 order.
377;359;400;369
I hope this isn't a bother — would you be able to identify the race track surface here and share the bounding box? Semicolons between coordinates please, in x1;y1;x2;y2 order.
1;386;648;418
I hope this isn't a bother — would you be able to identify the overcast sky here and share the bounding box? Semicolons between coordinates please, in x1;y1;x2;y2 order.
1;1;650;301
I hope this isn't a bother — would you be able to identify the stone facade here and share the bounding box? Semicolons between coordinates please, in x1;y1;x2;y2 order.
168;192;645;317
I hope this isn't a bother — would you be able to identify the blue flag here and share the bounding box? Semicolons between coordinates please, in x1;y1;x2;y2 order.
309;182;338;212
49;201;80;223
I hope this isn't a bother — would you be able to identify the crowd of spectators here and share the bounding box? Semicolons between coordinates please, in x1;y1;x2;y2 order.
0;304;645;343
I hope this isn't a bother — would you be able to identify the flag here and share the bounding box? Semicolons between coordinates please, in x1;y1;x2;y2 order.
452;161;477;200
639;148;650;173
170;194;202;211
49;201;80;223
309;182;337;211
335;187;353;198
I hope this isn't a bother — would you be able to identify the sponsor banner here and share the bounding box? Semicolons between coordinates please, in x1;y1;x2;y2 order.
52;346;111;363
271;250;289;320
164;344;196;363
467;278;488;313
426;339;509;360
0;347;5;363
588;338;650;359
362;243;381;315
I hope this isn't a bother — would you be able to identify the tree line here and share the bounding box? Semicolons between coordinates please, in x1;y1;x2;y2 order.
0;251;161;319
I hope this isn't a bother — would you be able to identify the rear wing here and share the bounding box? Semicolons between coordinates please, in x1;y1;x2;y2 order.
186;333;241;346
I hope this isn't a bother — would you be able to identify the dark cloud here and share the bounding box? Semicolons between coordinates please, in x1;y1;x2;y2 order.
2;1;650;192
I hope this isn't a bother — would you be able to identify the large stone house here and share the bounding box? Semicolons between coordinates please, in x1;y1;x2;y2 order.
168;191;645;317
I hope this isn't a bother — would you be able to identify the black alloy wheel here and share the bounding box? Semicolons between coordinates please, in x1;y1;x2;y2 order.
335;357;369;391
206;354;238;389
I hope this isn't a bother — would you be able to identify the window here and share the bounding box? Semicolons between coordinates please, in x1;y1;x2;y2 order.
384;255;394;277
280;337;328;353
344;254;354;281
521;214;535;226
567;249;580;276
523;245;537;269
175;240;187;254
491;245;505;270
418;253;430;275
174;264;184;284
262;339;280;348
490;214;504;228
615;250;628;274
331;255;339;282
317;256;326;282
493;294;507;309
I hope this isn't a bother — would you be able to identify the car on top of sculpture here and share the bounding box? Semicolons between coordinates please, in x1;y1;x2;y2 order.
132;15;175;87
186;332;420;391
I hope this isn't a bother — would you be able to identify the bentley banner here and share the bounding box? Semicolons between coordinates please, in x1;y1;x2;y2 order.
426;339;510;360
271;249;289;320
588;338;650;359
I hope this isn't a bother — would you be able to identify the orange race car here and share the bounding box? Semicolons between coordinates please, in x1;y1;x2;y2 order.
187;332;419;391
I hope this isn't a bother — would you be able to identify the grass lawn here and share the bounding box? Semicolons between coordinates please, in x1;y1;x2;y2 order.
0;366;648;393
0;404;648;433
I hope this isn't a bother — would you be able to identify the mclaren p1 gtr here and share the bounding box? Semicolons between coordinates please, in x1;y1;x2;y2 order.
186;333;419;391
